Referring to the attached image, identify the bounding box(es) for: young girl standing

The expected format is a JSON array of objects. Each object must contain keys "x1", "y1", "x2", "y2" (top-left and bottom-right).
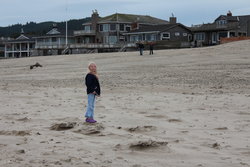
[{"x1": 85, "y1": 62, "x2": 101, "y2": 123}]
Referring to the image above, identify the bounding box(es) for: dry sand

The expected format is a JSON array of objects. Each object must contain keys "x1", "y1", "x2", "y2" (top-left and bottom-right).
[{"x1": 0, "y1": 40, "x2": 250, "y2": 167}]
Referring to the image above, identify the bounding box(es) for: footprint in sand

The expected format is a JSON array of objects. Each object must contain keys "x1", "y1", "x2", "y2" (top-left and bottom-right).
[
  {"x1": 146, "y1": 114, "x2": 167, "y2": 119},
  {"x1": 215, "y1": 127, "x2": 228, "y2": 130},
  {"x1": 126, "y1": 126, "x2": 157, "y2": 133},
  {"x1": 168, "y1": 119, "x2": 182, "y2": 123},
  {"x1": 16, "y1": 117, "x2": 31, "y2": 122},
  {"x1": 0, "y1": 130, "x2": 30, "y2": 136}
]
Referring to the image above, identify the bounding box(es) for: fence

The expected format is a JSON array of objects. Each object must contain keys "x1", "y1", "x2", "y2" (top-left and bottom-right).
[{"x1": 220, "y1": 37, "x2": 250, "y2": 44}]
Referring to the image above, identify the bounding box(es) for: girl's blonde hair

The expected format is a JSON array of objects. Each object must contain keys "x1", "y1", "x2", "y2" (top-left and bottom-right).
[{"x1": 87, "y1": 62, "x2": 97, "y2": 74}]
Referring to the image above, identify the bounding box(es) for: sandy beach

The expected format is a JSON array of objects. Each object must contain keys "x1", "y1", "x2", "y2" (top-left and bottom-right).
[{"x1": 0, "y1": 40, "x2": 250, "y2": 167}]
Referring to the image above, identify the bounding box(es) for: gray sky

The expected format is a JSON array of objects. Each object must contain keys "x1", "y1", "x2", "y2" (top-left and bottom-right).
[{"x1": 1, "y1": 0, "x2": 250, "y2": 27}]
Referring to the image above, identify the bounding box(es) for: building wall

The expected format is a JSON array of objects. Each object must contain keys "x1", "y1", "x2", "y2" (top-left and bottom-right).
[
  {"x1": 4, "y1": 42, "x2": 35, "y2": 58},
  {"x1": 95, "y1": 23, "x2": 131, "y2": 44},
  {"x1": 127, "y1": 26, "x2": 191, "y2": 43},
  {"x1": 247, "y1": 21, "x2": 250, "y2": 36},
  {"x1": 164, "y1": 26, "x2": 191, "y2": 41},
  {"x1": 36, "y1": 37, "x2": 74, "y2": 48}
]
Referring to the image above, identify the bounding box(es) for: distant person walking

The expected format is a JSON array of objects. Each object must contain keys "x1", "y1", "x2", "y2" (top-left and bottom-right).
[
  {"x1": 84, "y1": 62, "x2": 101, "y2": 123},
  {"x1": 138, "y1": 42, "x2": 144, "y2": 56},
  {"x1": 149, "y1": 42, "x2": 154, "y2": 55}
]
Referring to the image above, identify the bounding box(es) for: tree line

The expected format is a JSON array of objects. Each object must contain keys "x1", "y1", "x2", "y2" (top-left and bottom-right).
[{"x1": 0, "y1": 17, "x2": 91, "y2": 38}]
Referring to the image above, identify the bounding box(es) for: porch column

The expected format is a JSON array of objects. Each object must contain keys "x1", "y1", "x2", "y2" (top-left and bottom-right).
[
  {"x1": 19, "y1": 43, "x2": 22, "y2": 58},
  {"x1": 4, "y1": 44, "x2": 7, "y2": 58},
  {"x1": 28, "y1": 43, "x2": 30, "y2": 57},
  {"x1": 227, "y1": 31, "x2": 230, "y2": 38},
  {"x1": 12, "y1": 44, "x2": 14, "y2": 58}
]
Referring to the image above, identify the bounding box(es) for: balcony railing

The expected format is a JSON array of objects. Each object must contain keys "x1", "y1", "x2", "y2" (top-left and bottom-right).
[
  {"x1": 35, "y1": 44, "x2": 68, "y2": 49},
  {"x1": 69, "y1": 43, "x2": 136, "y2": 49},
  {"x1": 74, "y1": 30, "x2": 96, "y2": 36}
]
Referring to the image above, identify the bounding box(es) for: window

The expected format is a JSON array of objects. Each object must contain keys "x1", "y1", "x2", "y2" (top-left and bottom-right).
[
  {"x1": 126, "y1": 26, "x2": 131, "y2": 32},
  {"x1": 103, "y1": 24, "x2": 109, "y2": 32},
  {"x1": 99, "y1": 24, "x2": 103, "y2": 32},
  {"x1": 175, "y1": 32, "x2": 180, "y2": 36},
  {"x1": 183, "y1": 33, "x2": 187, "y2": 36},
  {"x1": 138, "y1": 35, "x2": 143, "y2": 41},
  {"x1": 99, "y1": 24, "x2": 110, "y2": 32},
  {"x1": 52, "y1": 37, "x2": 57, "y2": 42},
  {"x1": 194, "y1": 33, "x2": 205, "y2": 41},
  {"x1": 110, "y1": 24, "x2": 116, "y2": 31},
  {"x1": 85, "y1": 37, "x2": 90, "y2": 44},
  {"x1": 151, "y1": 34, "x2": 157, "y2": 41},
  {"x1": 130, "y1": 35, "x2": 139, "y2": 42},
  {"x1": 146, "y1": 34, "x2": 151, "y2": 41},
  {"x1": 145, "y1": 34, "x2": 157, "y2": 41},
  {"x1": 161, "y1": 32, "x2": 170, "y2": 40},
  {"x1": 109, "y1": 36, "x2": 117, "y2": 44},
  {"x1": 84, "y1": 25, "x2": 91, "y2": 31},
  {"x1": 120, "y1": 24, "x2": 125, "y2": 31},
  {"x1": 217, "y1": 20, "x2": 227, "y2": 25},
  {"x1": 218, "y1": 32, "x2": 227, "y2": 39}
]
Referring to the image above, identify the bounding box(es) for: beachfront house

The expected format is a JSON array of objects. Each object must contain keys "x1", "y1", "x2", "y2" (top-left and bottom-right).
[
  {"x1": 0, "y1": 37, "x2": 12, "y2": 58},
  {"x1": 191, "y1": 11, "x2": 250, "y2": 46},
  {"x1": 123, "y1": 16, "x2": 192, "y2": 49},
  {"x1": 72, "y1": 10, "x2": 169, "y2": 52},
  {"x1": 4, "y1": 29, "x2": 35, "y2": 58},
  {"x1": 33, "y1": 24, "x2": 75, "y2": 56}
]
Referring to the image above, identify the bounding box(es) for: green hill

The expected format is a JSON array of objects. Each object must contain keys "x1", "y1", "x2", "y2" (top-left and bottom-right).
[{"x1": 0, "y1": 17, "x2": 91, "y2": 38}]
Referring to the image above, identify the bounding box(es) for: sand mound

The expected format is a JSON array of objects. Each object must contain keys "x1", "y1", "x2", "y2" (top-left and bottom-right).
[
  {"x1": 74, "y1": 123, "x2": 105, "y2": 135},
  {"x1": 129, "y1": 139, "x2": 168, "y2": 150},
  {"x1": 50, "y1": 122, "x2": 76, "y2": 131}
]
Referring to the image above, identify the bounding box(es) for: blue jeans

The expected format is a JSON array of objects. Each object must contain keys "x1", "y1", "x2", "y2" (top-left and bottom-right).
[
  {"x1": 140, "y1": 48, "x2": 143, "y2": 55},
  {"x1": 85, "y1": 94, "x2": 96, "y2": 118}
]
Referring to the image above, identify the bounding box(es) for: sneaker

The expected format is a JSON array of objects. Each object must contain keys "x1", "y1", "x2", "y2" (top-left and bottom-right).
[{"x1": 86, "y1": 118, "x2": 97, "y2": 123}]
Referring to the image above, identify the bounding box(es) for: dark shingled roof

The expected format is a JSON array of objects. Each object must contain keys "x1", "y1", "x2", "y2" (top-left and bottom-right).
[
  {"x1": 192, "y1": 14, "x2": 250, "y2": 32},
  {"x1": 191, "y1": 22, "x2": 239, "y2": 32},
  {"x1": 215, "y1": 15, "x2": 239, "y2": 22},
  {"x1": 238, "y1": 15, "x2": 250, "y2": 31},
  {"x1": 126, "y1": 23, "x2": 190, "y2": 34},
  {"x1": 98, "y1": 13, "x2": 169, "y2": 24}
]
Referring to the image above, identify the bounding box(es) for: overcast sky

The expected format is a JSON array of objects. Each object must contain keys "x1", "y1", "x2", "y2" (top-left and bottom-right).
[{"x1": 1, "y1": 0, "x2": 250, "y2": 27}]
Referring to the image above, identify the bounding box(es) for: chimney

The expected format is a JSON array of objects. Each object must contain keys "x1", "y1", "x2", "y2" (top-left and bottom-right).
[
  {"x1": 91, "y1": 9, "x2": 99, "y2": 31},
  {"x1": 227, "y1": 10, "x2": 232, "y2": 16},
  {"x1": 169, "y1": 13, "x2": 177, "y2": 24},
  {"x1": 169, "y1": 17, "x2": 177, "y2": 24}
]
